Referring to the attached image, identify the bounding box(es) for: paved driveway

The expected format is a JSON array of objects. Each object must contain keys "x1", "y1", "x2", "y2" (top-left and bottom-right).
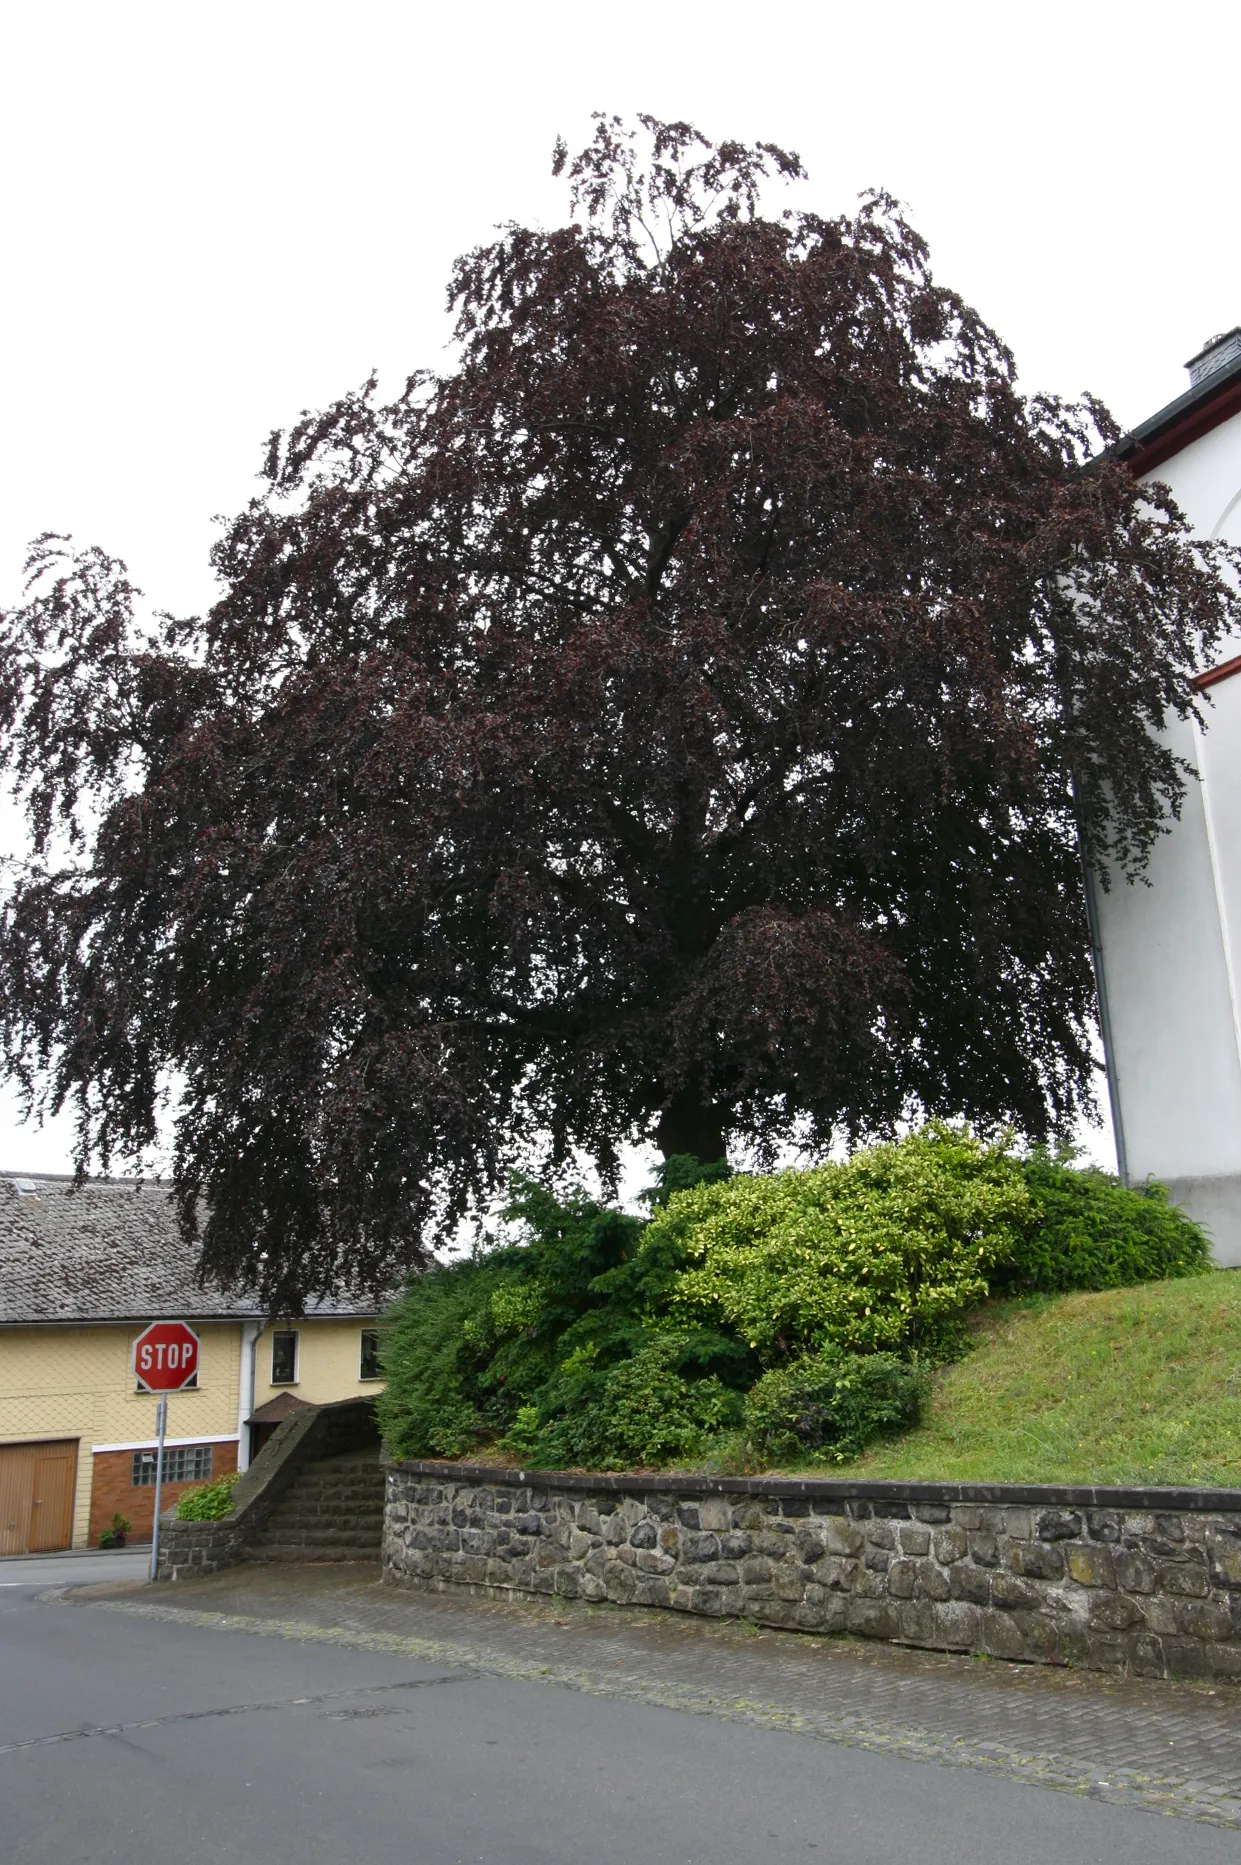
[{"x1": 3, "y1": 1561, "x2": 1240, "y2": 1862}]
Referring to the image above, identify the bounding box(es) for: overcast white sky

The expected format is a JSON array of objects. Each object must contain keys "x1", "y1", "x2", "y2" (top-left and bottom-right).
[{"x1": 3, "y1": 0, "x2": 1236, "y2": 1175}]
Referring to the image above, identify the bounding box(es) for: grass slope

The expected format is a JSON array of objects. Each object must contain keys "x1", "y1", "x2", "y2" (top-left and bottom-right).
[{"x1": 829, "y1": 1270, "x2": 1241, "y2": 1489}]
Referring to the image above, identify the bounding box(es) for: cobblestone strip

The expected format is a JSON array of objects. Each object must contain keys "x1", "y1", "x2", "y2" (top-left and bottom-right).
[{"x1": 62, "y1": 1593, "x2": 1241, "y2": 1830}]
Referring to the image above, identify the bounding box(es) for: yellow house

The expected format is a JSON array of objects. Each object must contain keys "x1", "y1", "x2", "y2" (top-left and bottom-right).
[{"x1": 0, "y1": 1174, "x2": 386, "y2": 1552}]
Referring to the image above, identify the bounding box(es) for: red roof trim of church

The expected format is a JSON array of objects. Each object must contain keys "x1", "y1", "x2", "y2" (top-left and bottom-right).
[
  {"x1": 1116, "y1": 364, "x2": 1241, "y2": 480},
  {"x1": 1194, "y1": 651, "x2": 1241, "y2": 693}
]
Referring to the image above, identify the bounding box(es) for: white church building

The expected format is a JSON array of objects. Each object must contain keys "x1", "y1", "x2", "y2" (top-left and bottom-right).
[{"x1": 1092, "y1": 328, "x2": 1241, "y2": 1263}]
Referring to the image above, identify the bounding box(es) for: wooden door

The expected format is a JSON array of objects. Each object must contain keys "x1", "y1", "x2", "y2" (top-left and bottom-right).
[
  {"x1": 0, "y1": 1445, "x2": 36, "y2": 1556},
  {"x1": 30, "y1": 1443, "x2": 77, "y2": 1551},
  {"x1": 0, "y1": 1441, "x2": 77, "y2": 1554}
]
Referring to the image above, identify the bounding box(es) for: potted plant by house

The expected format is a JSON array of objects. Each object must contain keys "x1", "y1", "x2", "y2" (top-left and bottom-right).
[{"x1": 99, "y1": 1513, "x2": 131, "y2": 1549}]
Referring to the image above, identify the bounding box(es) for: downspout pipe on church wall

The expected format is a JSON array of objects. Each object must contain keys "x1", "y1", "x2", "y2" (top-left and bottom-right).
[{"x1": 1080, "y1": 852, "x2": 1130, "y2": 1186}]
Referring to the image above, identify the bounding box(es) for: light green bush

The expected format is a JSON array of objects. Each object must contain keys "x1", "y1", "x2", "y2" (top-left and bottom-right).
[
  {"x1": 647, "y1": 1124, "x2": 1031, "y2": 1362},
  {"x1": 175, "y1": 1470, "x2": 241, "y2": 1520}
]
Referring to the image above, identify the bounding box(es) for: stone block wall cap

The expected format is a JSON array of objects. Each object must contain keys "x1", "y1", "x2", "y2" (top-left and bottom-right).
[{"x1": 387, "y1": 1457, "x2": 1241, "y2": 1513}]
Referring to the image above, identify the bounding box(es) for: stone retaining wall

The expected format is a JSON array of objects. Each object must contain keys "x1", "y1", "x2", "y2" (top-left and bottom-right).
[{"x1": 383, "y1": 1462, "x2": 1241, "y2": 1681}]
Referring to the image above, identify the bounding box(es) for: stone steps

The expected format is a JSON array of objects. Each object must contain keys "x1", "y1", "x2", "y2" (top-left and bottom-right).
[
  {"x1": 260, "y1": 1491, "x2": 383, "y2": 1508},
  {"x1": 255, "y1": 1508, "x2": 384, "y2": 1531},
  {"x1": 268, "y1": 1487, "x2": 383, "y2": 1505},
  {"x1": 249, "y1": 1449, "x2": 385, "y2": 1559},
  {"x1": 262, "y1": 1488, "x2": 384, "y2": 1504},
  {"x1": 248, "y1": 1541, "x2": 380, "y2": 1564},
  {"x1": 259, "y1": 1517, "x2": 383, "y2": 1532}
]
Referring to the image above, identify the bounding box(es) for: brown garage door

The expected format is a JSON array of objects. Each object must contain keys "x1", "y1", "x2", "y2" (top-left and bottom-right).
[{"x1": 0, "y1": 1441, "x2": 78, "y2": 1555}]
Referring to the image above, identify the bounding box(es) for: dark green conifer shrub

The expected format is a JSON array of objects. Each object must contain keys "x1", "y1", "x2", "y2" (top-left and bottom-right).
[
  {"x1": 504, "y1": 1331, "x2": 744, "y2": 1469},
  {"x1": 374, "y1": 1252, "x2": 520, "y2": 1460},
  {"x1": 376, "y1": 1161, "x2": 747, "y2": 1466},
  {"x1": 1005, "y1": 1153, "x2": 1210, "y2": 1292}
]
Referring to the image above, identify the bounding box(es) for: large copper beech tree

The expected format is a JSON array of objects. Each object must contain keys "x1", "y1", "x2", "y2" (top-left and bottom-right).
[{"x1": 2, "y1": 119, "x2": 1239, "y2": 1304}]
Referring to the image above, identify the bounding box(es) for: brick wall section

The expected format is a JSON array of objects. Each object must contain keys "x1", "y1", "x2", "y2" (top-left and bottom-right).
[
  {"x1": 89, "y1": 1442, "x2": 237, "y2": 1546},
  {"x1": 383, "y1": 1463, "x2": 1241, "y2": 1683}
]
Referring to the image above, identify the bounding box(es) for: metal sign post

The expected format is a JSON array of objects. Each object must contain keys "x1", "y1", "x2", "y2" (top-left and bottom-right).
[
  {"x1": 149, "y1": 1392, "x2": 168, "y2": 1583},
  {"x1": 131, "y1": 1320, "x2": 200, "y2": 1583}
]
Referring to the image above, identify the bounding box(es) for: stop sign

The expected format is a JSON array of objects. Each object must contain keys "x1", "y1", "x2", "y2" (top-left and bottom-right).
[{"x1": 133, "y1": 1320, "x2": 200, "y2": 1391}]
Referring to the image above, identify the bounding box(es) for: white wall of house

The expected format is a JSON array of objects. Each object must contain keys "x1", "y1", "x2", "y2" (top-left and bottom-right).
[{"x1": 1094, "y1": 386, "x2": 1241, "y2": 1262}]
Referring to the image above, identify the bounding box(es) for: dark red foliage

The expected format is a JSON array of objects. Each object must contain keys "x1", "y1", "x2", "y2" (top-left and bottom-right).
[{"x1": 2, "y1": 117, "x2": 1238, "y2": 1306}]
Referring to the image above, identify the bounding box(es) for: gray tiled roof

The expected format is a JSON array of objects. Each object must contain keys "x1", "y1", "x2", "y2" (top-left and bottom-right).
[{"x1": 0, "y1": 1174, "x2": 379, "y2": 1324}]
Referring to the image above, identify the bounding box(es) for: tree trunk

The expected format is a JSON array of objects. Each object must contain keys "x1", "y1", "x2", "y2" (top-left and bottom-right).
[{"x1": 655, "y1": 1088, "x2": 728, "y2": 1166}]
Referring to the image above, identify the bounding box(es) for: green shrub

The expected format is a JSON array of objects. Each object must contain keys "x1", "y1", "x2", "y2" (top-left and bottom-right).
[
  {"x1": 647, "y1": 1124, "x2": 1031, "y2": 1363},
  {"x1": 375, "y1": 1132, "x2": 1213, "y2": 1477},
  {"x1": 1007, "y1": 1154, "x2": 1211, "y2": 1292},
  {"x1": 378, "y1": 1165, "x2": 748, "y2": 1467},
  {"x1": 375, "y1": 1251, "x2": 528, "y2": 1459},
  {"x1": 744, "y1": 1348, "x2": 926, "y2": 1464},
  {"x1": 509, "y1": 1330, "x2": 745, "y2": 1469},
  {"x1": 601, "y1": 1336, "x2": 739, "y2": 1465},
  {"x1": 175, "y1": 1471, "x2": 241, "y2": 1521}
]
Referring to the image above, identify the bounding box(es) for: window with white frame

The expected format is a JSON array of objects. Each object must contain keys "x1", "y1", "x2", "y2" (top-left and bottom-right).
[
  {"x1": 271, "y1": 1329, "x2": 299, "y2": 1384},
  {"x1": 359, "y1": 1329, "x2": 385, "y2": 1381}
]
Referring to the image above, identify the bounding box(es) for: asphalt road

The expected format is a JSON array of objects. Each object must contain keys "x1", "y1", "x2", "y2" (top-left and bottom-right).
[
  {"x1": 2, "y1": 1561, "x2": 1238, "y2": 1864},
  {"x1": 0, "y1": 1549, "x2": 151, "y2": 1588}
]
